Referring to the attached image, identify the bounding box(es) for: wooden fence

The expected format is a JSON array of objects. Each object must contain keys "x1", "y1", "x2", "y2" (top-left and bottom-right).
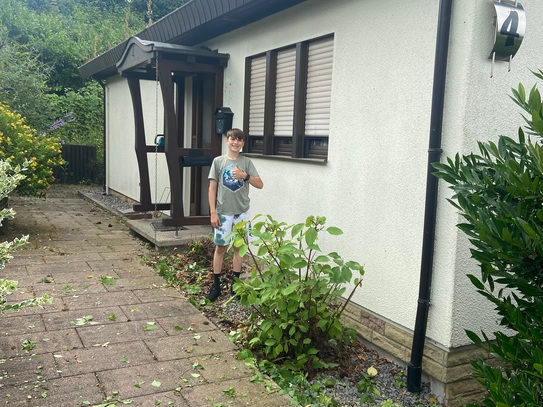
[{"x1": 54, "y1": 144, "x2": 97, "y2": 184}]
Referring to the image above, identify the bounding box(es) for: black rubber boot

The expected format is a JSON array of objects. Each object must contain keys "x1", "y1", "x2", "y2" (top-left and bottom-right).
[
  {"x1": 206, "y1": 273, "x2": 221, "y2": 302},
  {"x1": 231, "y1": 272, "x2": 241, "y2": 298}
]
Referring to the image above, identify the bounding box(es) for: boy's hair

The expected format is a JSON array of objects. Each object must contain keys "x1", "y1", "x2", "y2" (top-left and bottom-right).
[{"x1": 226, "y1": 128, "x2": 245, "y2": 141}]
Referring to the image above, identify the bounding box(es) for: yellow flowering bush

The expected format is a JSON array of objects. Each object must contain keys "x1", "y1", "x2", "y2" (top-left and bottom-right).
[{"x1": 0, "y1": 103, "x2": 65, "y2": 196}]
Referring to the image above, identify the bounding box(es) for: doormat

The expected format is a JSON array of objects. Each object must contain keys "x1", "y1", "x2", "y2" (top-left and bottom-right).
[{"x1": 151, "y1": 221, "x2": 187, "y2": 232}]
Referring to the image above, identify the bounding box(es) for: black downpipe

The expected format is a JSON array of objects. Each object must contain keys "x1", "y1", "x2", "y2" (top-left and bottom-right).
[
  {"x1": 407, "y1": 0, "x2": 453, "y2": 393},
  {"x1": 98, "y1": 80, "x2": 107, "y2": 192}
]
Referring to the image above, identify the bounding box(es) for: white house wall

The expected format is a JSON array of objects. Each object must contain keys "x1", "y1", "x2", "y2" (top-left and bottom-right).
[
  {"x1": 204, "y1": 0, "x2": 540, "y2": 350},
  {"x1": 205, "y1": 0, "x2": 446, "y2": 343},
  {"x1": 103, "y1": 0, "x2": 541, "y2": 351},
  {"x1": 105, "y1": 75, "x2": 169, "y2": 206},
  {"x1": 442, "y1": 0, "x2": 541, "y2": 347}
]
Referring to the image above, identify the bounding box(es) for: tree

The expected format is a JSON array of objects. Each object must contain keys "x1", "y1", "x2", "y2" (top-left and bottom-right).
[
  {"x1": 0, "y1": 38, "x2": 52, "y2": 131},
  {"x1": 0, "y1": 0, "x2": 188, "y2": 185},
  {"x1": 128, "y1": 0, "x2": 190, "y2": 24},
  {"x1": 433, "y1": 71, "x2": 543, "y2": 407},
  {"x1": 0, "y1": 160, "x2": 52, "y2": 313},
  {"x1": 0, "y1": 0, "x2": 144, "y2": 171}
]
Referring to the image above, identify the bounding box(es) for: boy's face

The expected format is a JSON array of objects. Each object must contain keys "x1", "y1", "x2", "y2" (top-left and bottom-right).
[{"x1": 226, "y1": 136, "x2": 244, "y2": 152}]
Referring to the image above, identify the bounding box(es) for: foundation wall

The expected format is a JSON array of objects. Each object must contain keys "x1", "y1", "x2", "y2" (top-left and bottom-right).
[{"x1": 342, "y1": 303, "x2": 489, "y2": 406}]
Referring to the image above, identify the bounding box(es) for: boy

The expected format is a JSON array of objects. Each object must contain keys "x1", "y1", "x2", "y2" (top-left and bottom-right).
[{"x1": 207, "y1": 128, "x2": 264, "y2": 301}]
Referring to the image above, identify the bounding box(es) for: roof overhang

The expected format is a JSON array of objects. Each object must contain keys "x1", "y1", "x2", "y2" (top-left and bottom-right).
[
  {"x1": 79, "y1": 0, "x2": 307, "y2": 80},
  {"x1": 116, "y1": 37, "x2": 229, "y2": 80}
]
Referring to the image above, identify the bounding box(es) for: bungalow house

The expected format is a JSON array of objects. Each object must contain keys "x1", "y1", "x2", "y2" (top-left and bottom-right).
[{"x1": 79, "y1": 0, "x2": 539, "y2": 405}]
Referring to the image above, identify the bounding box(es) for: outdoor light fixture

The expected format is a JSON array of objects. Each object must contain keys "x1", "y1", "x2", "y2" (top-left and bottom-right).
[{"x1": 489, "y1": 0, "x2": 526, "y2": 77}]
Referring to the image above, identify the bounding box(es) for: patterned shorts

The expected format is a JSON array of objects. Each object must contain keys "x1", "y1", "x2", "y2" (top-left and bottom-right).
[{"x1": 213, "y1": 210, "x2": 251, "y2": 246}]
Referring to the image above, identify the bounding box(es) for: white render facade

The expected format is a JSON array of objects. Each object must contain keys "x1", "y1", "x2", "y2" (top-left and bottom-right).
[{"x1": 87, "y1": 0, "x2": 541, "y2": 404}]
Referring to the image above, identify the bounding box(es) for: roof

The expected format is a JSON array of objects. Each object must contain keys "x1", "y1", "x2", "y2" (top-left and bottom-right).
[
  {"x1": 79, "y1": 0, "x2": 308, "y2": 79},
  {"x1": 115, "y1": 37, "x2": 230, "y2": 78}
]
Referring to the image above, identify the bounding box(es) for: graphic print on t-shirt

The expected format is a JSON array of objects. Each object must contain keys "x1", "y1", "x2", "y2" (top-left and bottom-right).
[{"x1": 222, "y1": 164, "x2": 243, "y2": 192}]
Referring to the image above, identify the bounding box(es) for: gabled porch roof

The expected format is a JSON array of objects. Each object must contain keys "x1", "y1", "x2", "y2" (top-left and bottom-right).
[
  {"x1": 116, "y1": 37, "x2": 230, "y2": 80},
  {"x1": 79, "y1": 0, "x2": 307, "y2": 79}
]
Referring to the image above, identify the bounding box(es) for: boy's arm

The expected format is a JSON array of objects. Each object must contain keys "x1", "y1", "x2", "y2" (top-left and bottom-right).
[
  {"x1": 208, "y1": 179, "x2": 220, "y2": 227},
  {"x1": 244, "y1": 161, "x2": 263, "y2": 189},
  {"x1": 246, "y1": 175, "x2": 263, "y2": 189}
]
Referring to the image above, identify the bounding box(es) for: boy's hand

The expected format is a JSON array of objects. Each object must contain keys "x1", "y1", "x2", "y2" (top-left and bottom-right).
[
  {"x1": 210, "y1": 213, "x2": 221, "y2": 228},
  {"x1": 232, "y1": 164, "x2": 246, "y2": 180}
]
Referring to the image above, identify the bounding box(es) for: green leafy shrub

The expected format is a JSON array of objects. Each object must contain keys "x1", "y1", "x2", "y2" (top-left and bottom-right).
[
  {"x1": 0, "y1": 38, "x2": 52, "y2": 131},
  {"x1": 432, "y1": 71, "x2": 543, "y2": 406},
  {"x1": 243, "y1": 356, "x2": 339, "y2": 406},
  {"x1": 44, "y1": 82, "x2": 105, "y2": 182},
  {"x1": 0, "y1": 102, "x2": 65, "y2": 196},
  {"x1": 231, "y1": 215, "x2": 365, "y2": 372},
  {"x1": 0, "y1": 159, "x2": 51, "y2": 313}
]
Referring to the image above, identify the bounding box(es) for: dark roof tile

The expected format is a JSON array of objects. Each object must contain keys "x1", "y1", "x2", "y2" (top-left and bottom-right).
[{"x1": 79, "y1": 0, "x2": 307, "y2": 79}]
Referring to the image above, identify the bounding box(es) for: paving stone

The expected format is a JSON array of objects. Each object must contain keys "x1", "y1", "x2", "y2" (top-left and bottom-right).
[
  {"x1": 0, "y1": 288, "x2": 35, "y2": 303},
  {"x1": 155, "y1": 314, "x2": 219, "y2": 336},
  {"x1": 21, "y1": 373, "x2": 104, "y2": 407},
  {"x1": 55, "y1": 341, "x2": 155, "y2": 377},
  {"x1": 1, "y1": 264, "x2": 28, "y2": 279},
  {"x1": 3, "y1": 256, "x2": 46, "y2": 267},
  {"x1": 62, "y1": 290, "x2": 139, "y2": 311},
  {"x1": 131, "y1": 287, "x2": 185, "y2": 302},
  {"x1": 180, "y1": 377, "x2": 289, "y2": 407},
  {"x1": 118, "y1": 300, "x2": 199, "y2": 321},
  {"x1": 122, "y1": 391, "x2": 190, "y2": 406},
  {"x1": 189, "y1": 353, "x2": 254, "y2": 382},
  {"x1": 42, "y1": 306, "x2": 129, "y2": 331},
  {"x1": 110, "y1": 267, "x2": 160, "y2": 279},
  {"x1": 33, "y1": 281, "x2": 108, "y2": 298},
  {"x1": 87, "y1": 237, "x2": 143, "y2": 247},
  {"x1": 99, "y1": 250, "x2": 145, "y2": 260},
  {"x1": 107, "y1": 243, "x2": 151, "y2": 253},
  {"x1": 26, "y1": 262, "x2": 92, "y2": 275},
  {"x1": 96, "y1": 359, "x2": 199, "y2": 400},
  {"x1": 0, "y1": 329, "x2": 83, "y2": 359},
  {"x1": 1, "y1": 314, "x2": 46, "y2": 334},
  {"x1": 3, "y1": 274, "x2": 56, "y2": 289},
  {"x1": 0, "y1": 353, "x2": 60, "y2": 387},
  {"x1": 53, "y1": 270, "x2": 122, "y2": 286},
  {"x1": 77, "y1": 320, "x2": 168, "y2": 347},
  {"x1": 4, "y1": 296, "x2": 65, "y2": 316},
  {"x1": 144, "y1": 330, "x2": 237, "y2": 361},
  {"x1": 42, "y1": 252, "x2": 105, "y2": 264}
]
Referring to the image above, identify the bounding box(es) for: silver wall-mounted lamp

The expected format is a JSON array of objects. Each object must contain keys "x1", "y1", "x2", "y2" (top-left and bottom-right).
[{"x1": 489, "y1": 0, "x2": 526, "y2": 77}]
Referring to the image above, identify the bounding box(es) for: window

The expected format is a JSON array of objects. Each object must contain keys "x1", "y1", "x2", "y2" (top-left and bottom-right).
[{"x1": 244, "y1": 35, "x2": 333, "y2": 160}]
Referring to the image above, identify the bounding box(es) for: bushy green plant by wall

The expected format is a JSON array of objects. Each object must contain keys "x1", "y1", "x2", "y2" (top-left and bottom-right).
[
  {"x1": 230, "y1": 215, "x2": 364, "y2": 372},
  {"x1": 0, "y1": 160, "x2": 51, "y2": 313},
  {"x1": 0, "y1": 102, "x2": 65, "y2": 196},
  {"x1": 432, "y1": 71, "x2": 543, "y2": 407}
]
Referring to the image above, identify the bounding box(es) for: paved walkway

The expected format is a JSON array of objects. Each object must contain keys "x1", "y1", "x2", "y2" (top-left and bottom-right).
[{"x1": 0, "y1": 187, "x2": 290, "y2": 406}]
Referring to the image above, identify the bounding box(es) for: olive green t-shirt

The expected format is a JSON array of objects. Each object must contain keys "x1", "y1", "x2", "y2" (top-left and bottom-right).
[{"x1": 208, "y1": 155, "x2": 259, "y2": 215}]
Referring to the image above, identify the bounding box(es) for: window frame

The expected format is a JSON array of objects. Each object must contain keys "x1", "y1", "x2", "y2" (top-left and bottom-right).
[{"x1": 243, "y1": 34, "x2": 333, "y2": 161}]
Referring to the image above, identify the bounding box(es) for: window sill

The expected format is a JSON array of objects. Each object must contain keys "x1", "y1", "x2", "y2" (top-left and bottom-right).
[{"x1": 243, "y1": 153, "x2": 328, "y2": 165}]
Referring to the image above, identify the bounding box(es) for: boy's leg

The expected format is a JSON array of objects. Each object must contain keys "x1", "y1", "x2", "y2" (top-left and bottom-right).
[
  {"x1": 231, "y1": 246, "x2": 242, "y2": 295},
  {"x1": 206, "y1": 244, "x2": 227, "y2": 302},
  {"x1": 206, "y1": 214, "x2": 233, "y2": 302},
  {"x1": 230, "y1": 211, "x2": 251, "y2": 295},
  {"x1": 232, "y1": 246, "x2": 242, "y2": 273},
  {"x1": 214, "y1": 244, "x2": 228, "y2": 275}
]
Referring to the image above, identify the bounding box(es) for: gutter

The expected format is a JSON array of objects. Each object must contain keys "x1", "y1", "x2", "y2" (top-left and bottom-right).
[{"x1": 407, "y1": 0, "x2": 453, "y2": 393}]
